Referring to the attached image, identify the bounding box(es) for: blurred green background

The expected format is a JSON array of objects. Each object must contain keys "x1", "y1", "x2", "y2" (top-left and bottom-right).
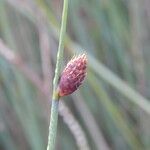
[{"x1": 0, "y1": 0, "x2": 150, "y2": 150}]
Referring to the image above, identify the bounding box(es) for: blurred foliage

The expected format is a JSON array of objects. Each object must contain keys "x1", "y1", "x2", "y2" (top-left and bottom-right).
[{"x1": 0, "y1": 0, "x2": 150, "y2": 150}]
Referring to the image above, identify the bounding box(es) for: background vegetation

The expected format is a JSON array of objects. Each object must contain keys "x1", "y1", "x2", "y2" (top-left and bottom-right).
[{"x1": 0, "y1": 0, "x2": 150, "y2": 150}]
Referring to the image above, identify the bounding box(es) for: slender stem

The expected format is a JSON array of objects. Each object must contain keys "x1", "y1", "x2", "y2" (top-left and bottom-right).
[
  {"x1": 47, "y1": 100, "x2": 59, "y2": 150},
  {"x1": 53, "y1": 0, "x2": 69, "y2": 92},
  {"x1": 46, "y1": 0, "x2": 68, "y2": 150}
]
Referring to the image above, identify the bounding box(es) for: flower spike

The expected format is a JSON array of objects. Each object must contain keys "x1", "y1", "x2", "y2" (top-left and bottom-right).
[{"x1": 58, "y1": 53, "x2": 87, "y2": 97}]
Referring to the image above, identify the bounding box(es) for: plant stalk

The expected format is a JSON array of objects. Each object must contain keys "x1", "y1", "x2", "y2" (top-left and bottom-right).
[
  {"x1": 46, "y1": 0, "x2": 68, "y2": 150},
  {"x1": 47, "y1": 100, "x2": 59, "y2": 150}
]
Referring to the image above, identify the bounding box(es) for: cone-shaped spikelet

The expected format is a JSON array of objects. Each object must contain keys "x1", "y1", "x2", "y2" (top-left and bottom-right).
[{"x1": 58, "y1": 54, "x2": 87, "y2": 97}]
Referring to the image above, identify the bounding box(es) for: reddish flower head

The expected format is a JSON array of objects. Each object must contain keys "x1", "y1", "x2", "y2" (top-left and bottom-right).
[{"x1": 58, "y1": 54, "x2": 87, "y2": 97}]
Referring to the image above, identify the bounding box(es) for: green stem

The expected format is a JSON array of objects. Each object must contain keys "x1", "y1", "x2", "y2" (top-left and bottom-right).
[
  {"x1": 46, "y1": 0, "x2": 68, "y2": 150},
  {"x1": 53, "y1": 0, "x2": 69, "y2": 92},
  {"x1": 47, "y1": 100, "x2": 59, "y2": 150}
]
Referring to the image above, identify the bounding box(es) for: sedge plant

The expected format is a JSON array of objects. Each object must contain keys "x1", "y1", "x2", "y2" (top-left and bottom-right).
[
  {"x1": 46, "y1": 0, "x2": 87, "y2": 150},
  {"x1": 46, "y1": 0, "x2": 68, "y2": 149}
]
